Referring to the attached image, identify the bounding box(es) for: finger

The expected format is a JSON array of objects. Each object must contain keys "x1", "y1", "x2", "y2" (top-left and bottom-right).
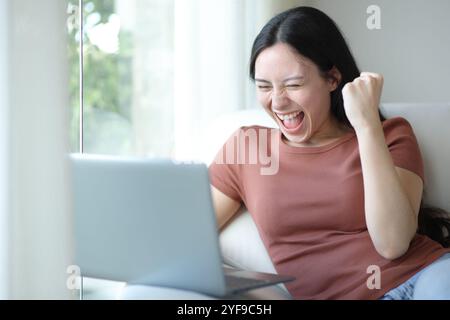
[
  {"x1": 360, "y1": 71, "x2": 377, "y2": 76},
  {"x1": 360, "y1": 72, "x2": 382, "y2": 80}
]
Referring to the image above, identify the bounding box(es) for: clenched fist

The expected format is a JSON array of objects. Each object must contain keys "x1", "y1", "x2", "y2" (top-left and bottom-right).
[{"x1": 342, "y1": 72, "x2": 384, "y2": 132}]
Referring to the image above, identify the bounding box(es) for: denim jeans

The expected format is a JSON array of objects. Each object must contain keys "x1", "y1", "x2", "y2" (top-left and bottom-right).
[{"x1": 379, "y1": 252, "x2": 450, "y2": 300}]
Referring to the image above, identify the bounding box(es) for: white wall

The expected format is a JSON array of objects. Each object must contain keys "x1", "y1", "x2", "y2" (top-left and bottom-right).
[
  {"x1": 306, "y1": 0, "x2": 450, "y2": 103},
  {"x1": 0, "y1": 0, "x2": 74, "y2": 299}
]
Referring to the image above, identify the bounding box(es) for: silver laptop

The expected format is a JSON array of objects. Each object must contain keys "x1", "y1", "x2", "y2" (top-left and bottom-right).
[{"x1": 70, "y1": 154, "x2": 295, "y2": 297}]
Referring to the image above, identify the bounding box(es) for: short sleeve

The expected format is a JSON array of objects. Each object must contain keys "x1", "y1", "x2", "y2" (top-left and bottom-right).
[
  {"x1": 383, "y1": 117, "x2": 425, "y2": 183},
  {"x1": 207, "y1": 128, "x2": 244, "y2": 203}
]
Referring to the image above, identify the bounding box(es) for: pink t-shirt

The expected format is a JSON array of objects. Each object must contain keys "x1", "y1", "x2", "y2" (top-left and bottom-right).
[{"x1": 208, "y1": 117, "x2": 450, "y2": 299}]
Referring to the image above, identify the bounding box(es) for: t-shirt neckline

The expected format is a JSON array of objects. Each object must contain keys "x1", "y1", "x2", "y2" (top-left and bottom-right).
[{"x1": 278, "y1": 128, "x2": 356, "y2": 154}]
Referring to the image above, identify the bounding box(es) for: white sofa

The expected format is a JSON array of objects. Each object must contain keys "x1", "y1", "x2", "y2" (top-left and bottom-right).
[{"x1": 86, "y1": 103, "x2": 450, "y2": 300}]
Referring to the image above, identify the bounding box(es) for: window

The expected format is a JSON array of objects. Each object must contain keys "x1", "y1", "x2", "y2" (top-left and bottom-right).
[
  {"x1": 67, "y1": 0, "x2": 174, "y2": 156},
  {"x1": 67, "y1": 0, "x2": 272, "y2": 163}
]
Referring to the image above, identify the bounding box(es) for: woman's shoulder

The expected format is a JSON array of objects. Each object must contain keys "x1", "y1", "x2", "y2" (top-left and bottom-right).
[
  {"x1": 382, "y1": 116, "x2": 415, "y2": 136},
  {"x1": 381, "y1": 116, "x2": 421, "y2": 150}
]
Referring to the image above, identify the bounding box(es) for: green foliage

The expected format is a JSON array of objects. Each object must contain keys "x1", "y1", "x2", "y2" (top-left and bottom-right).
[
  {"x1": 87, "y1": 0, "x2": 115, "y2": 23},
  {"x1": 67, "y1": 0, "x2": 133, "y2": 152}
]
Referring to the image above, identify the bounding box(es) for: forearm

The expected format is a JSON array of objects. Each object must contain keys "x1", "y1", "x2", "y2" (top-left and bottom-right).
[{"x1": 356, "y1": 124, "x2": 417, "y2": 259}]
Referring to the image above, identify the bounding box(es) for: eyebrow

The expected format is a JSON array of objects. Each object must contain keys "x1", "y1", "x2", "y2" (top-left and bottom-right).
[{"x1": 255, "y1": 76, "x2": 305, "y2": 83}]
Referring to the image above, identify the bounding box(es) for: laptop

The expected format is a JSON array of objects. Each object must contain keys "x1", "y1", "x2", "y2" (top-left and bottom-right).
[{"x1": 70, "y1": 154, "x2": 295, "y2": 297}]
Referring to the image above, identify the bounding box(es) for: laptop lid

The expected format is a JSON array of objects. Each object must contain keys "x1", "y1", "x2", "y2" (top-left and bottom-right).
[{"x1": 70, "y1": 154, "x2": 228, "y2": 296}]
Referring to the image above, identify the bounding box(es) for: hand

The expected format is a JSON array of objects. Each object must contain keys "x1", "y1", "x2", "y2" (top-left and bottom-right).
[{"x1": 341, "y1": 72, "x2": 384, "y2": 132}]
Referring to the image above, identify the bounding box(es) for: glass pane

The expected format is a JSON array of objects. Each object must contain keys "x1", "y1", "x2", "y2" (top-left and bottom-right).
[
  {"x1": 81, "y1": 0, "x2": 174, "y2": 156},
  {"x1": 67, "y1": 0, "x2": 80, "y2": 153}
]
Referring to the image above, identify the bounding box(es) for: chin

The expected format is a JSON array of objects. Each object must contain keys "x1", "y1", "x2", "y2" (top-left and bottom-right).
[
  {"x1": 286, "y1": 133, "x2": 308, "y2": 144},
  {"x1": 279, "y1": 127, "x2": 307, "y2": 143}
]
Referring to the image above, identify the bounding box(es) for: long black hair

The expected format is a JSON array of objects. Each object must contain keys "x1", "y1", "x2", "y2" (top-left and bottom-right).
[{"x1": 249, "y1": 6, "x2": 450, "y2": 248}]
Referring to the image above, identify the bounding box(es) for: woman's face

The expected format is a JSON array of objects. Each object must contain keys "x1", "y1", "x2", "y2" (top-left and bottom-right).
[{"x1": 254, "y1": 42, "x2": 342, "y2": 146}]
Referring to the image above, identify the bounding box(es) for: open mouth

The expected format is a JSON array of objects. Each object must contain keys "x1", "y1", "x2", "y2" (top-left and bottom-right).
[{"x1": 275, "y1": 110, "x2": 305, "y2": 132}]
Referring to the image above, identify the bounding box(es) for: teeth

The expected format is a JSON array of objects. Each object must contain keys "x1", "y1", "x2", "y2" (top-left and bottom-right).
[{"x1": 275, "y1": 111, "x2": 302, "y2": 121}]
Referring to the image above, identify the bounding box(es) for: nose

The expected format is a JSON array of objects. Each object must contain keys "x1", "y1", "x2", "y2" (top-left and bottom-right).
[{"x1": 271, "y1": 87, "x2": 289, "y2": 109}]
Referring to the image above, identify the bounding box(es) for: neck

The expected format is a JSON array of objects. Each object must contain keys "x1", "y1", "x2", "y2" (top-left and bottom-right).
[{"x1": 283, "y1": 118, "x2": 353, "y2": 147}]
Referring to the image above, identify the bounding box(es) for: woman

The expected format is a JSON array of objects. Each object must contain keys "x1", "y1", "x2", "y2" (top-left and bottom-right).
[{"x1": 208, "y1": 6, "x2": 450, "y2": 300}]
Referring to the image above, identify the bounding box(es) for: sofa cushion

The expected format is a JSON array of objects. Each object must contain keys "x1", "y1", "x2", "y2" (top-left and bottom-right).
[
  {"x1": 219, "y1": 207, "x2": 275, "y2": 273},
  {"x1": 219, "y1": 206, "x2": 292, "y2": 298}
]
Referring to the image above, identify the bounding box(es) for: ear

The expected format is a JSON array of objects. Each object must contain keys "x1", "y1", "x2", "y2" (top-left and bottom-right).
[{"x1": 327, "y1": 66, "x2": 342, "y2": 92}]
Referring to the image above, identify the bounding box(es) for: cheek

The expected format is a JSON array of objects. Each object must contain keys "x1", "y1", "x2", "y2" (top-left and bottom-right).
[
  {"x1": 289, "y1": 90, "x2": 314, "y2": 110},
  {"x1": 257, "y1": 92, "x2": 271, "y2": 109},
  {"x1": 291, "y1": 89, "x2": 328, "y2": 113}
]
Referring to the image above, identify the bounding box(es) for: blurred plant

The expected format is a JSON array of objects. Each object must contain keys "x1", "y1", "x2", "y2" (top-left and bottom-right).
[{"x1": 66, "y1": 0, "x2": 133, "y2": 152}]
